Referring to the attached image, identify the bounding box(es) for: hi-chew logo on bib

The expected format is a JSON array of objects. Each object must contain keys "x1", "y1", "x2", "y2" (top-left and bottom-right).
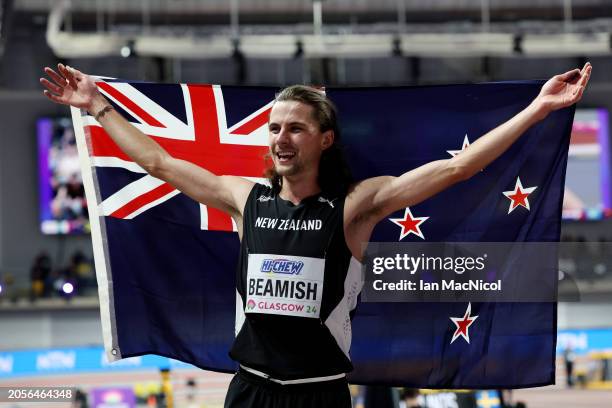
[
  {"x1": 261, "y1": 259, "x2": 304, "y2": 275},
  {"x1": 246, "y1": 253, "x2": 324, "y2": 318}
]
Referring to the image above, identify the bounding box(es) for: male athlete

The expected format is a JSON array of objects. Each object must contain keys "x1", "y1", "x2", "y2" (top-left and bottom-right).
[{"x1": 41, "y1": 62, "x2": 591, "y2": 407}]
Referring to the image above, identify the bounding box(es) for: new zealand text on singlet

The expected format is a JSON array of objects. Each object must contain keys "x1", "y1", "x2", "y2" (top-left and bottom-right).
[{"x1": 254, "y1": 217, "x2": 323, "y2": 231}]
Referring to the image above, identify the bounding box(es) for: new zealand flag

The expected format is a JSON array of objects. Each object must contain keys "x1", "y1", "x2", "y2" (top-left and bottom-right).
[{"x1": 72, "y1": 79, "x2": 573, "y2": 388}]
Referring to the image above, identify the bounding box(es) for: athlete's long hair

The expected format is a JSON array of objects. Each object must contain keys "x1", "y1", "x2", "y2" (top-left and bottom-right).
[{"x1": 264, "y1": 85, "x2": 353, "y2": 197}]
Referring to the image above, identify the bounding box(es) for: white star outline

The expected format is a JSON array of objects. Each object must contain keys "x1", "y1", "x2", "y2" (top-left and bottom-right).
[
  {"x1": 450, "y1": 302, "x2": 479, "y2": 344},
  {"x1": 447, "y1": 134, "x2": 471, "y2": 157},
  {"x1": 502, "y1": 176, "x2": 538, "y2": 214},
  {"x1": 388, "y1": 207, "x2": 429, "y2": 240}
]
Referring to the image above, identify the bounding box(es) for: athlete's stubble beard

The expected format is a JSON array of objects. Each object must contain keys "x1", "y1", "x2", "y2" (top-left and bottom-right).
[
  {"x1": 270, "y1": 143, "x2": 313, "y2": 178},
  {"x1": 273, "y1": 155, "x2": 305, "y2": 177}
]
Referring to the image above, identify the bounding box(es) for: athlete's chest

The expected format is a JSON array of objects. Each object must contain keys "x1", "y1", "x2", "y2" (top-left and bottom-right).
[
  {"x1": 241, "y1": 192, "x2": 350, "y2": 319},
  {"x1": 247, "y1": 196, "x2": 340, "y2": 254}
]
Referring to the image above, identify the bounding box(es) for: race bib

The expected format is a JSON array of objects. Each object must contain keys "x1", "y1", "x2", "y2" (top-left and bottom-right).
[{"x1": 245, "y1": 253, "x2": 325, "y2": 318}]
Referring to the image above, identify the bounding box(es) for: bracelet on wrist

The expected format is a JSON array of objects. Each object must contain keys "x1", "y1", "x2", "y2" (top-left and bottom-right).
[{"x1": 94, "y1": 105, "x2": 114, "y2": 121}]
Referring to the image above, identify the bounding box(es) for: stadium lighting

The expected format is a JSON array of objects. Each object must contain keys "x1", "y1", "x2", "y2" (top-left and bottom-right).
[
  {"x1": 120, "y1": 45, "x2": 131, "y2": 58},
  {"x1": 45, "y1": 0, "x2": 611, "y2": 59},
  {"x1": 62, "y1": 282, "x2": 74, "y2": 295},
  {"x1": 47, "y1": 0, "x2": 125, "y2": 58},
  {"x1": 523, "y1": 32, "x2": 609, "y2": 56},
  {"x1": 120, "y1": 40, "x2": 135, "y2": 58}
]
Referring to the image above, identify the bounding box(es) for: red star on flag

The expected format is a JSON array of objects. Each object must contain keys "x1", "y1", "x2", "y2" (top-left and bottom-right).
[
  {"x1": 447, "y1": 134, "x2": 471, "y2": 157},
  {"x1": 389, "y1": 207, "x2": 429, "y2": 240},
  {"x1": 450, "y1": 302, "x2": 478, "y2": 344},
  {"x1": 502, "y1": 177, "x2": 537, "y2": 214}
]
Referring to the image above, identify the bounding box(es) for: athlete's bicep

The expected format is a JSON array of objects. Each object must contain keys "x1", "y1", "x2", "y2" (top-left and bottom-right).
[
  {"x1": 373, "y1": 160, "x2": 462, "y2": 216},
  {"x1": 346, "y1": 160, "x2": 461, "y2": 225},
  {"x1": 344, "y1": 176, "x2": 393, "y2": 226},
  {"x1": 343, "y1": 177, "x2": 392, "y2": 259},
  {"x1": 344, "y1": 162, "x2": 460, "y2": 258}
]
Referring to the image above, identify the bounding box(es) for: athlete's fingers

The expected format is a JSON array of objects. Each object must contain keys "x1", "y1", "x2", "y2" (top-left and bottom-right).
[
  {"x1": 568, "y1": 64, "x2": 591, "y2": 103},
  {"x1": 578, "y1": 64, "x2": 592, "y2": 87},
  {"x1": 580, "y1": 61, "x2": 591, "y2": 76},
  {"x1": 567, "y1": 62, "x2": 591, "y2": 85},
  {"x1": 64, "y1": 66, "x2": 79, "y2": 89},
  {"x1": 58, "y1": 63, "x2": 78, "y2": 89},
  {"x1": 44, "y1": 67, "x2": 68, "y2": 88},
  {"x1": 43, "y1": 90, "x2": 66, "y2": 105},
  {"x1": 573, "y1": 84, "x2": 585, "y2": 102},
  {"x1": 557, "y1": 68, "x2": 580, "y2": 83},
  {"x1": 68, "y1": 66, "x2": 85, "y2": 81},
  {"x1": 39, "y1": 78, "x2": 62, "y2": 95}
]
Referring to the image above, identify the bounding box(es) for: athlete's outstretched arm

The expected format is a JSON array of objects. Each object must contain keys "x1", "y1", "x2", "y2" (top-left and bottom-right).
[
  {"x1": 344, "y1": 63, "x2": 591, "y2": 254},
  {"x1": 40, "y1": 64, "x2": 253, "y2": 219}
]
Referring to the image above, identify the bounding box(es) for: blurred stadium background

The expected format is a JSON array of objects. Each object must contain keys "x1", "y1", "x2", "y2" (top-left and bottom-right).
[{"x1": 1, "y1": 0, "x2": 612, "y2": 407}]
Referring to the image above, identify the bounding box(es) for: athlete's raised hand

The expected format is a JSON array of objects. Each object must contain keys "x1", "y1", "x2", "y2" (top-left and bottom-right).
[
  {"x1": 534, "y1": 62, "x2": 592, "y2": 118},
  {"x1": 40, "y1": 63, "x2": 99, "y2": 110},
  {"x1": 40, "y1": 63, "x2": 253, "y2": 231}
]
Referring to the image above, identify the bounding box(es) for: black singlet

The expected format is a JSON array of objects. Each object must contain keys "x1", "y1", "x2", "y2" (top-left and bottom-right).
[{"x1": 229, "y1": 183, "x2": 363, "y2": 381}]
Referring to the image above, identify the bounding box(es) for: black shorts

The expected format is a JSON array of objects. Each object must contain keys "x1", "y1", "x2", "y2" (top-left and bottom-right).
[{"x1": 223, "y1": 369, "x2": 352, "y2": 408}]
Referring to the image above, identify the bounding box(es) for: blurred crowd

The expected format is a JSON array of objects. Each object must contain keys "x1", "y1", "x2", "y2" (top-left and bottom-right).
[
  {"x1": 559, "y1": 235, "x2": 612, "y2": 281},
  {"x1": 0, "y1": 249, "x2": 96, "y2": 302},
  {"x1": 49, "y1": 124, "x2": 85, "y2": 222}
]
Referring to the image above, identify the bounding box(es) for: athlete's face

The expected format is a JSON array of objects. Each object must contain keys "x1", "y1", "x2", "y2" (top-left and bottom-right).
[{"x1": 268, "y1": 100, "x2": 333, "y2": 178}]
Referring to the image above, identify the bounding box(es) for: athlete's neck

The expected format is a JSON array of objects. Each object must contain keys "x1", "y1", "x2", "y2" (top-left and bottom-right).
[{"x1": 279, "y1": 174, "x2": 320, "y2": 206}]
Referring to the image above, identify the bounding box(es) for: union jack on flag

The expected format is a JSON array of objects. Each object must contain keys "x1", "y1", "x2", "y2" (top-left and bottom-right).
[
  {"x1": 82, "y1": 81, "x2": 274, "y2": 230},
  {"x1": 73, "y1": 80, "x2": 573, "y2": 388}
]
